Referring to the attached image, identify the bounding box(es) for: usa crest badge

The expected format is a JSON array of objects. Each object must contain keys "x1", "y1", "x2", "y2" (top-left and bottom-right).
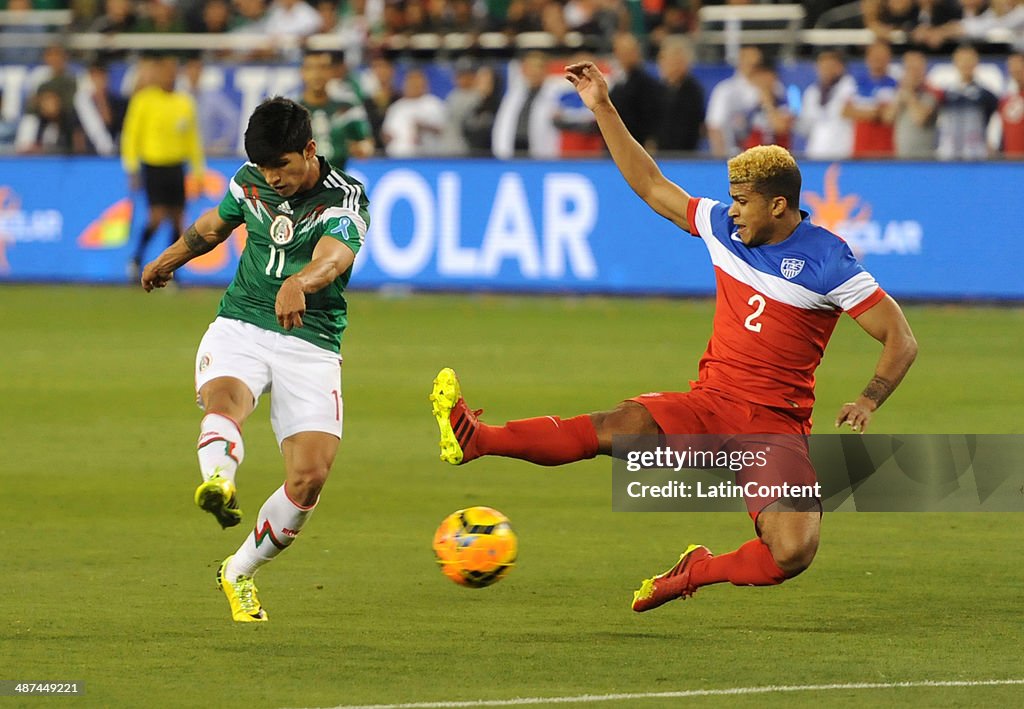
[{"x1": 780, "y1": 258, "x2": 805, "y2": 280}]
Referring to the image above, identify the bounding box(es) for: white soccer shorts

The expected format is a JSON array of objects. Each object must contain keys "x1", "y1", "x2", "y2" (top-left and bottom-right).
[{"x1": 194, "y1": 317, "x2": 343, "y2": 446}]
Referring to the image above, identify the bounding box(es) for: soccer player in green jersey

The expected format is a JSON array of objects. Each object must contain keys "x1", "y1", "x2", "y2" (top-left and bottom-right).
[
  {"x1": 140, "y1": 97, "x2": 370, "y2": 622},
  {"x1": 299, "y1": 50, "x2": 374, "y2": 170}
]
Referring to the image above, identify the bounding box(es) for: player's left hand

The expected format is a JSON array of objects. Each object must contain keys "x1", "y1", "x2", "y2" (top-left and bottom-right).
[
  {"x1": 276, "y1": 278, "x2": 306, "y2": 330},
  {"x1": 835, "y1": 398, "x2": 876, "y2": 433},
  {"x1": 564, "y1": 62, "x2": 610, "y2": 111}
]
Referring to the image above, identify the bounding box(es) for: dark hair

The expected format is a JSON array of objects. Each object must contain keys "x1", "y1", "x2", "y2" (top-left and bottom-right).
[
  {"x1": 244, "y1": 96, "x2": 312, "y2": 166},
  {"x1": 756, "y1": 169, "x2": 801, "y2": 210}
]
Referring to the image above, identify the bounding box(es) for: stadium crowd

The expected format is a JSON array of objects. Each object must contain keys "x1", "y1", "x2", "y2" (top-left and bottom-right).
[{"x1": 0, "y1": 0, "x2": 1022, "y2": 159}]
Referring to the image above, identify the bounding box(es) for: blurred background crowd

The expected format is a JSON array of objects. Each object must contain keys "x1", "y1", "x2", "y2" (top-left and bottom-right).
[{"x1": 0, "y1": 0, "x2": 1022, "y2": 160}]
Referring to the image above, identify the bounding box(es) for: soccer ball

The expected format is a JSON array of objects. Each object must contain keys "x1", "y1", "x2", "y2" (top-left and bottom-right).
[{"x1": 432, "y1": 506, "x2": 518, "y2": 588}]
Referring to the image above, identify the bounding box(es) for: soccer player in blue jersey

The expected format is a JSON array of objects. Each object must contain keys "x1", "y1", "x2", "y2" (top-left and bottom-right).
[
  {"x1": 432, "y1": 62, "x2": 918, "y2": 612},
  {"x1": 141, "y1": 98, "x2": 369, "y2": 622}
]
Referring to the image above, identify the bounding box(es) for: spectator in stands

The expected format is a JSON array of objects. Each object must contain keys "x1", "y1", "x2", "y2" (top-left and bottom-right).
[
  {"x1": 299, "y1": 50, "x2": 373, "y2": 167},
  {"x1": 15, "y1": 87, "x2": 85, "y2": 155},
  {"x1": 500, "y1": 0, "x2": 546, "y2": 34},
  {"x1": 325, "y1": 50, "x2": 366, "y2": 106},
  {"x1": 706, "y1": 44, "x2": 763, "y2": 157},
  {"x1": 907, "y1": 0, "x2": 963, "y2": 51},
  {"x1": 448, "y1": 0, "x2": 481, "y2": 33},
  {"x1": 463, "y1": 64, "x2": 504, "y2": 156},
  {"x1": 863, "y1": 0, "x2": 920, "y2": 41},
  {"x1": 199, "y1": 0, "x2": 233, "y2": 32},
  {"x1": 265, "y1": 0, "x2": 323, "y2": 38},
  {"x1": 137, "y1": 0, "x2": 185, "y2": 32},
  {"x1": 231, "y1": 0, "x2": 269, "y2": 33},
  {"x1": 540, "y1": 0, "x2": 569, "y2": 44},
  {"x1": 934, "y1": 43, "x2": 999, "y2": 159},
  {"x1": 996, "y1": 51, "x2": 1024, "y2": 156},
  {"x1": 361, "y1": 53, "x2": 401, "y2": 149},
  {"x1": 378, "y1": 0, "x2": 408, "y2": 39},
  {"x1": 382, "y1": 67, "x2": 447, "y2": 156},
  {"x1": 75, "y1": 57, "x2": 128, "y2": 156},
  {"x1": 492, "y1": 51, "x2": 562, "y2": 158},
  {"x1": 843, "y1": 39, "x2": 897, "y2": 157},
  {"x1": 318, "y1": 0, "x2": 375, "y2": 65},
  {"x1": 183, "y1": 55, "x2": 241, "y2": 157},
  {"x1": 649, "y1": 5, "x2": 695, "y2": 58},
  {"x1": 609, "y1": 31, "x2": 662, "y2": 149},
  {"x1": 32, "y1": 45, "x2": 78, "y2": 120},
  {"x1": 425, "y1": 0, "x2": 464, "y2": 33},
  {"x1": 797, "y1": 48, "x2": 856, "y2": 159},
  {"x1": 121, "y1": 54, "x2": 204, "y2": 280},
  {"x1": 919, "y1": 0, "x2": 1024, "y2": 53},
  {"x1": 0, "y1": 91, "x2": 18, "y2": 152},
  {"x1": 653, "y1": 35, "x2": 704, "y2": 154},
  {"x1": 1, "y1": 0, "x2": 46, "y2": 65},
  {"x1": 404, "y1": 0, "x2": 433, "y2": 33},
  {"x1": 883, "y1": 49, "x2": 938, "y2": 157},
  {"x1": 564, "y1": 0, "x2": 623, "y2": 53},
  {"x1": 439, "y1": 58, "x2": 479, "y2": 156},
  {"x1": 741, "y1": 62, "x2": 793, "y2": 150},
  {"x1": 315, "y1": 0, "x2": 342, "y2": 33},
  {"x1": 89, "y1": 0, "x2": 139, "y2": 33}
]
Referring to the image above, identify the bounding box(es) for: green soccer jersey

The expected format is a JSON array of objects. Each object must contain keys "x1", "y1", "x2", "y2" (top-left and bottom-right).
[
  {"x1": 215, "y1": 157, "x2": 369, "y2": 352},
  {"x1": 302, "y1": 87, "x2": 372, "y2": 170}
]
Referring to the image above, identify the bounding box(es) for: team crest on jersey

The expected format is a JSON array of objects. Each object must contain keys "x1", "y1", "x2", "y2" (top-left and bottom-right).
[
  {"x1": 270, "y1": 215, "x2": 294, "y2": 245},
  {"x1": 780, "y1": 258, "x2": 805, "y2": 280}
]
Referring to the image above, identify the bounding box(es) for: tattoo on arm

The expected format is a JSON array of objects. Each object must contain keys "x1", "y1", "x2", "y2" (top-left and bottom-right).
[
  {"x1": 183, "y1": 224, "x2": 215, "y2": 255},
  {"x1": 861, "y1": 375, "x2": 895, "y2": 408}
]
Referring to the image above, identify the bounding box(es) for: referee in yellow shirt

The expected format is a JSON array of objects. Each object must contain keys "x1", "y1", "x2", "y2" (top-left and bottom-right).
[{"x1": 122, "y1": 54, "x2": 205, "y2": 280}]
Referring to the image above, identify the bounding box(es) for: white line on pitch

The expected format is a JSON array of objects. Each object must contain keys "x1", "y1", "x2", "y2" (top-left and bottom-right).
[{"x1": 293, "y1": 678, "x2": 1024, "y2": 709}]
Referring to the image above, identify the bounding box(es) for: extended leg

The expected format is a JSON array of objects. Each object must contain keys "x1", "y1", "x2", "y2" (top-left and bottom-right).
[{"x1": 430, "y1": 367, "x2": 657, "y2": 466}]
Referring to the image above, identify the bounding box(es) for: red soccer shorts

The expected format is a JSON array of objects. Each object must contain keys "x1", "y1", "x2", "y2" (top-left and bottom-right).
[{"x1": 628, "y1": 387, "x2": 819, "y2": 520}]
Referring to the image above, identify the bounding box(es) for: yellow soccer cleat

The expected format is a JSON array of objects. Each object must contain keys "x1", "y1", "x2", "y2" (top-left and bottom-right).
[
  {"x1": 217, "y1": 556, "x2": 268, "y2": 623},
  {"x1": 194, "y1": 474, "x2": 242, "y2": 529},
  {"x1": 429, "y1": 368, "x2": 483, "y2": 465},
  {"x1": 632, "y1": 544, "x2": 712, "y2": 612}
]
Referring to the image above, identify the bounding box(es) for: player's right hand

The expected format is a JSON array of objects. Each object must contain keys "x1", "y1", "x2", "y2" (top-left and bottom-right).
[
  {"x1": 141, "y1": 262, "x2": 173, "y2": 291},
  {"x1": 564, "y1": 62, "x2": 610, "y2": 111}
]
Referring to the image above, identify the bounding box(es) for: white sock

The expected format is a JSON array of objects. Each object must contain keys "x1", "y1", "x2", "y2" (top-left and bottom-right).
[
  {"x1": 225, "y1": 485, "x2": 317, "y2": 580},
  {"x1": 197, "y1": 413, "x2": 244, "y2": 483}
]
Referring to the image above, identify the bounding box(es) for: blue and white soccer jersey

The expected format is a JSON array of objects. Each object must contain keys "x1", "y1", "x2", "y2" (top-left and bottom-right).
[{"x1": 685, "y1": 197, "x2": 885, "y2": 411}]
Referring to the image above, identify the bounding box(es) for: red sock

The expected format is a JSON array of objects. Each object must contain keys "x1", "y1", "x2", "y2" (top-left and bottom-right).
[
  {"x1": 477, "y1": 415, "x2": 599, "y2": 466},
  {"x1": 689, "y1": 539, "x2": 787, "y2": 588}
]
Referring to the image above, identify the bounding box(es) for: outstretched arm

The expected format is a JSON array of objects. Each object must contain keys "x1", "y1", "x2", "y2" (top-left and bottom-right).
[
  {"x1": 564, "y1": 61, "x2": 693, "y2": 232},
  {"x1": 835, "y1": 294, "x2": 918, "y2": 433},
  {"x1": 141, "y1": 208, "x2": 238, "y2": 291},
  {"x1": 275, "y1": 236, "x2": 356, "y2": 330}
]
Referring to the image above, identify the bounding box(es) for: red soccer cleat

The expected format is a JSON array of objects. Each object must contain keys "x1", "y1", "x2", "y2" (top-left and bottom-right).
[{"x1": 631, "y1": 544, "x2": 712, "y2": 612}]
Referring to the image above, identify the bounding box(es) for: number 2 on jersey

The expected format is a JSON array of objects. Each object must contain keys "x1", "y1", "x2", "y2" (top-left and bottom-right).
[
  {"x1": 745, "y1": 294, "x2": 766, "y2": 332},
  {"x1": 265, "y1": 245, "x2": 286, "y2": 278}
]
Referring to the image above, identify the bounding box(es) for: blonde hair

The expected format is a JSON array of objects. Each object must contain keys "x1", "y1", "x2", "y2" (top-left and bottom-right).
[{"x1": 727, "y1": 145, "x2": 802, "y2": 209}]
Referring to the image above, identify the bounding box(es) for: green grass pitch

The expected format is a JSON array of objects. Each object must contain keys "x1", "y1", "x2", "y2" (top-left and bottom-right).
[{"x1": 1, "y1": 285, "x2": 1022, "y2": 708}]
